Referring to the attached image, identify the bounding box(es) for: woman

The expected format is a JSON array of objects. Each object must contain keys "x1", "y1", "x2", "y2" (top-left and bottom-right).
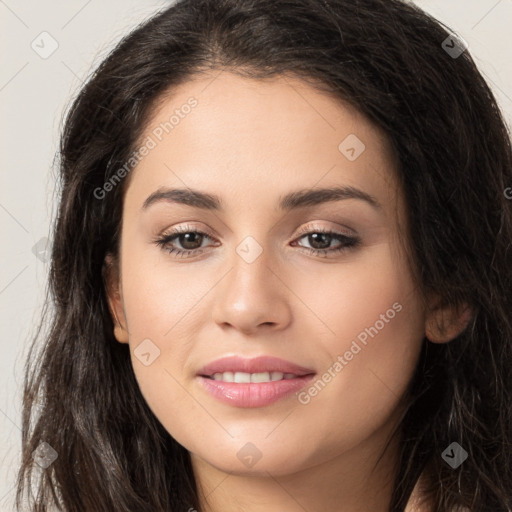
[{"x1": 16, "y1": 0, "x2": 512, "y2": 510}]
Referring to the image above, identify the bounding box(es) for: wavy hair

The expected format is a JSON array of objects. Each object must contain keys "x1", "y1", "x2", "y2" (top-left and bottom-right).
[{"x1": 16, "y1": 0, "x2": 512, "y2": 510}]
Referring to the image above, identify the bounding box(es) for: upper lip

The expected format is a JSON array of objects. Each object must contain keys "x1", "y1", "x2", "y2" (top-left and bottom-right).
[{"x1": 198, "y1": 356, "x2": 315, "y2": 377}]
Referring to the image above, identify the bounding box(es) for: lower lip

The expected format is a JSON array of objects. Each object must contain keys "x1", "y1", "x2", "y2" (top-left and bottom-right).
[{"x1": 197, "y1": 375, "x2": 316, "y2": 408}]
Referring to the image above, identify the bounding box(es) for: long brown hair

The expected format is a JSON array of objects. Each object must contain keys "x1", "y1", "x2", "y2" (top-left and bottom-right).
[{"x1": 16, "y1": 0, "x2": 512, "y2": 510}]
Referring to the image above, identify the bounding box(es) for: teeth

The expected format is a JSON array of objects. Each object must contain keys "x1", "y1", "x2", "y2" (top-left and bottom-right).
[
  {"x1": 210, "y1": 371, "x2": 298, "y2": 383},
  {"x1": 251, "y1": 372, "x2": 270, "y2": 383},
  {"x1": 234, "y1": 372, "x2": 251, "y2": 383}
]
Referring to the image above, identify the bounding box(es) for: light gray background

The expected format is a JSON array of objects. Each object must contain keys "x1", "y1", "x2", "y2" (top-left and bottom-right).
[{"x1": 1, "y1": 0, "x2": 511, "y2": 509}]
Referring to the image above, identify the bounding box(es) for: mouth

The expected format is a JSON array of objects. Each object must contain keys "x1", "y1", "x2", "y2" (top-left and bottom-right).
[{"x1": 197, "y1": 356, "x2": 316, "y2": 408}]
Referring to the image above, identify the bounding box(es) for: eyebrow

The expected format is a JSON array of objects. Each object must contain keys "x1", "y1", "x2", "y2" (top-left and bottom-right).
[{"x1": 141, "y1": 185, "x2": 382, "y2": 212}]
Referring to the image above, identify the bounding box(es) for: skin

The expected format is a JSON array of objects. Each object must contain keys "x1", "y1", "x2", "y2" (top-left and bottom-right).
[{"x1": 105, "y1": 71, "x2": 471, "y2": 512}]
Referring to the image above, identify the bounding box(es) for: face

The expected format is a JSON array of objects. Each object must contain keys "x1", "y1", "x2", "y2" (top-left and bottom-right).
[{"x1": 106, "y1": 71, "x2": 429, "y2": 478}]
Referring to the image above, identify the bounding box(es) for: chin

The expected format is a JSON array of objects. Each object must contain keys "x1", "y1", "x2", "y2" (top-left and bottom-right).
[{"x1": 191, "y1": 439, "x2": 316, "y2": 477}]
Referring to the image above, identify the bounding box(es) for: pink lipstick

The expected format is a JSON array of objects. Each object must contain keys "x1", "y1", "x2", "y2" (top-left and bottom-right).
[{"x1": 197, "y1": 356, "x2": 316, "y2": 408}]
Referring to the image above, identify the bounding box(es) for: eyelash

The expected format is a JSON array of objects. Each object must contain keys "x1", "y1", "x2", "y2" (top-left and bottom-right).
[{"x1": 153, "y1": 224, "x2": 361, "y2": 259}]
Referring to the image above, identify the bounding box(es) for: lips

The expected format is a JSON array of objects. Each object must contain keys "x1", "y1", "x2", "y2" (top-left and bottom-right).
[{"x1": 196, "y1": 356, "x2": 316, "y2": 408}]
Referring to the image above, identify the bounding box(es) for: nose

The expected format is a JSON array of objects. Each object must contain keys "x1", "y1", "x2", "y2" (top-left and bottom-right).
[{"x1": 211, "y1": 243, "x2": 292, "y2": 336}]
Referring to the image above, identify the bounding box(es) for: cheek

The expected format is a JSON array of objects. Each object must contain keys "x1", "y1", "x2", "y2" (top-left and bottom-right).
[
  {"x1": 120, "y1": 240, "x2": 210, "y2": 342},
  {"x1": 117, "y1": 243, "x2": 211, "y2": 422},
  {"x1": 118, "y1": 245, "x2": 251, "y2": 449},
  {"x1": 288, "y1": 240, "x2": 423, "y2": 359},
  {"x1": 292, "y1": 246, "x2": 425, "y2": 449},
  {"x1": 296, "y1": 310, "x2": 423, "y2": 464}
]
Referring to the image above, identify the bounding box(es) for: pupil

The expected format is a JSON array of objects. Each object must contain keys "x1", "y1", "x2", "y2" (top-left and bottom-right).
[
  {"x1": 309, "y1": 233, "x2": 331, "y2": 249},
  {"x1": 181, "y1": 232, "x2": 202, "y2": 249}
]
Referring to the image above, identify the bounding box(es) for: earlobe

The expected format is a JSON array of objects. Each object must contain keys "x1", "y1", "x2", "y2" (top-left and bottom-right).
[
  {"x1": 111, "y1": 305, "x2": 129, "y2": 344},
  {"x1": 103, "y1": 253, "x2": 130, "y2": 344},
  {"x1": 425, "y1": 300, "x2": 473, "y2": 344}
]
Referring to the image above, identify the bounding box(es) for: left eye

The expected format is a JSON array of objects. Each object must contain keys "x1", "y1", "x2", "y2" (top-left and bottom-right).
[
  {"x1": 292, "y1": 230, "x2": 360, "y2": 254},
  {"x1": 154, "y1": 228, "x2": 361, "y2": 258}
]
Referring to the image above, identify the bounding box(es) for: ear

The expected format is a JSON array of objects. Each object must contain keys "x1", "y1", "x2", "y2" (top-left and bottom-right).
[
  {"x1": 102, "y1": 253, "x2": 129, "y2": 344},
  {"x1": 424, "y1": 297, "x2": 473, "y2": 344}
]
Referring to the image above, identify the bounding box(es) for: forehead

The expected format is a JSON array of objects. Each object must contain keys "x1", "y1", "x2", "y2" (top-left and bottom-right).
[{"x1": 125, "y1": 71, "x2": 402, "y2": 220}]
